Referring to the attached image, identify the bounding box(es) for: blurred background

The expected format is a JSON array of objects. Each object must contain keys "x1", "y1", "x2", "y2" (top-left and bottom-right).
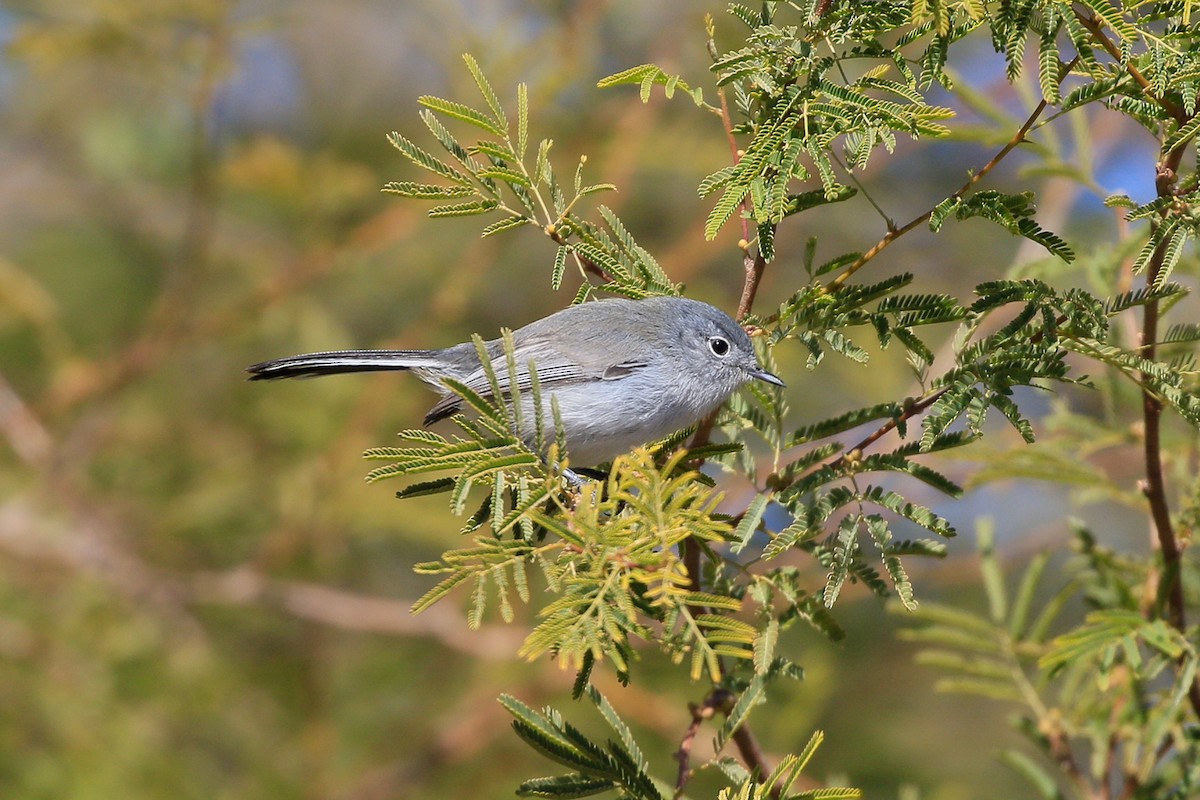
[{"x1": 0, "y1": 1, "x2": 1172, "y2": 798}]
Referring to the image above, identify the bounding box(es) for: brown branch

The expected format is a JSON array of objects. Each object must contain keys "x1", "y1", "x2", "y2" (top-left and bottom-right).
[
  {"x1": 731, "y1": 723, "x2": 773, "y2": 786},
  {"x1": 834, "y1": 389, "x2": 947, "y2": 469},
  {"x1": 826, "y1": 82, "x2": 1061, "y2": 290},
  {"x1": 683, "y1": 535, "x2": 704, "y2": 594},
  {"x1": 764, "y1": 385, "x2": 950, "y2": 492},
  {"x1": 712, "y1": 82, "x2": 772, "y2": 322},
  {"x1": 738, "y1": 247, "x2": 769, "y2": 321},
  {"x1": 191, "y1": 569, "x2": 526, "y2": 658},
  {"x1": 1136, "y1": 143, "x2": 1200, "y2": 718},
  {"x1": 674, "y1": 690, "x2": 729, "y2": 795},
  {"x1": 1045, "y1": 720, "x2": 1101, "y2": 800},
  {"x1": 673, "y1": 688, "x2": 779, "y2": 799},
  {"x1": 1073, "y1": 11, "x2": 1186, "y2": 124}
]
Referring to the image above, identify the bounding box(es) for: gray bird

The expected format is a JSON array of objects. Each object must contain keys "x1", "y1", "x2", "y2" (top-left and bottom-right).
[{"x1": 247, "y1": 296, "x2": 783, "y2": 466}]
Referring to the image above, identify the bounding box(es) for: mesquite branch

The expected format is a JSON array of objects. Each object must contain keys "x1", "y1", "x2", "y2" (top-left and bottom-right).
[
  {"x1": 1139, "y1": 145, "x2": 1200, "y2": 718},
  {"x1": 826, "y1": 57, "x2": 1078, "y2": 291}
]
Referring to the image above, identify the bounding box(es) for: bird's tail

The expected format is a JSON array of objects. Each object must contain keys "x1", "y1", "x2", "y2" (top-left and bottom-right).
[{"x1": 246, "y1": 350, "x2": 443, "y2": 381}]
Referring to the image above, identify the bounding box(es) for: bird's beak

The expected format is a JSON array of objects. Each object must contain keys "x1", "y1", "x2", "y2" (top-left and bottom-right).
[{"x1": 747, "y1": 366, "x2": 785, "y2": 387}]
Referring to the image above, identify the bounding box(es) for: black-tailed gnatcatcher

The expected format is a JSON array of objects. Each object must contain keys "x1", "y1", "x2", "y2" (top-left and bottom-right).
[{"x1": 247, "y1": 296, "x2": 784, "y2": 465}]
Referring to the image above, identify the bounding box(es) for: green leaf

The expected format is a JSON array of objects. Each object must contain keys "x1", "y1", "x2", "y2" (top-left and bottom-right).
[
  {"x1": 428, "y1": 199, "x2": 501, "y2": 217},
  {"x1": 1165, "y1": 113, "x2": 1200, "y2": 152},
  {"x1": 418, "y1": 95, "x2": 506, "y2": 137},
  {"x1": 1009, "y1": 551, "x2": 1049, "y2": 639},
  {"x1": 517, "y1": 775, "x2": 615, "y2": 798},
  {"x1": 793, "y1": 789, "x2": 863, "y2": 799},
  {"x1": 462, "y1": 53, "x2": 506, "y2": 129},
  {"x1": 732, "y1": 494, "x2": 771, "y2": 554},
  {"x1": 517, "y1": 82, "x2": 529, "y2": 158},
  {"x1": 410, "y1": 571, "x2": 473, "y2": 615},
  {"x1": 683, "y1": 592, "x2": 743, "y2": 611},
  {"x1": 481, "y1": 216, "x2": 533, "y2": 237},
  {"x1": 788, "y1": 402, "x2": 901, "y2": 446},
  {"x1": 381, "y1": 181, "x2": 476, "y2": 199},
  {"x1": 584, "y1": 686, "x2": 647, "y2": 771},
  {"x1": 718, "y1": 676, "x2": 767, "y2": 750},
  {"x1": 386, "y1": 130, "x2": 473, "y2": 184},
  {"x1": 999, "y1": 749, "x2": 1061, "y2": 799},
  {"x1": 753, "y1": 619, "x2": 779, "y2": 675},
  {"x1": 477, "y1": 166, "x2": 533, "y2": 187},
  {"x1": 1036, "y1": 29, "x2": 1061, "y2": 104},
  {"x1": 395, "y1": 477, "x2": 456, "y2": 499},
  {"x1": 1039, "y1": 609, "x2": 1146, "y2": 671}
]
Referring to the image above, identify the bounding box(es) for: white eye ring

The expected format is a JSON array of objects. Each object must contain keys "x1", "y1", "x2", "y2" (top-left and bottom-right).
[{"x1": 708, "y1": 336, "x2": 731, "y2": 357}]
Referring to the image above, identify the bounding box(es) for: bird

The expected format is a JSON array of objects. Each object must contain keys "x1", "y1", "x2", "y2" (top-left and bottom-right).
[{"x1": 247, "y1": 295, "x2": 783, "y2": 466}]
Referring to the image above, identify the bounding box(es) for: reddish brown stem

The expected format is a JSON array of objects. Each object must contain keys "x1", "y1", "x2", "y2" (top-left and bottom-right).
[
  {"x1": 826, "y1": 81, "x2": 1061, "y2": 290},
  {"x1": 674, "y1": 691, "x2": 727, "y2": 795},
  {"x1": 1074, "y1": 11, "x2": 1186, "y2": 124},
  {"x1": 1137, "y1": 146, "x2": 1200, "y2": 718},
  {"x1": 731, "y1": 724, "x2": 773, "y2": 786},
  {"x1": 738, "y1": 249, "x2": 769, "y2": 321}
]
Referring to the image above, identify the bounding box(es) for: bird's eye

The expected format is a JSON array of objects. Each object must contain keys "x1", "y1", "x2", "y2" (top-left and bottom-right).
[{"x1": 708, "y1": 336, "x2": 731, "y2": 357}]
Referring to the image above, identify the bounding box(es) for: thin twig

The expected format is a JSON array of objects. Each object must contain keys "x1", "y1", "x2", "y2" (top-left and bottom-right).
[
  {"x1": 831, "y1": 389, "x2": 947, "y2": 466},
  {"x1": 738, "y1": 247, "x2": 769, "y2": 321},
  {"x1": 1073, "y1": 11, "x2": 1186, "y2": 123},
  {"x1": 764, "y1": 385, "x2": 950, "y2": 492},
  {"x1": 673, "y1": 691, "x2": 729, "y2": 796},
  {"x1": 826, "y1": 83, "x2": 1061, "y2": 290}
]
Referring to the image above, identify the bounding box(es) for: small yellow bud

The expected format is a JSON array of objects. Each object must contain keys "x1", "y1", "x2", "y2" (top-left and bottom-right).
[{"x1": 737, "y1": 238, "x2": 750, "y2": 251}]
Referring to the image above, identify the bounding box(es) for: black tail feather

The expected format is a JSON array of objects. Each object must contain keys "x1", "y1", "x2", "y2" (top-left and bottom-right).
[{"x1": 246, "y1": 350, "x2": 432, "y2": 381}]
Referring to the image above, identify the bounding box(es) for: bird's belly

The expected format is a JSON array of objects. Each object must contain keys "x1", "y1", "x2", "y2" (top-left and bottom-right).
[{"x1": 518, "y1": 377, "x2": 720, "y2": 466}]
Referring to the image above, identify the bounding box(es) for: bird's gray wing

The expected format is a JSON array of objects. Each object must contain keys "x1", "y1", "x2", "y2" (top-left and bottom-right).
[{"x1": 423, "y1": 345, "x2": 647, "y2": 425}]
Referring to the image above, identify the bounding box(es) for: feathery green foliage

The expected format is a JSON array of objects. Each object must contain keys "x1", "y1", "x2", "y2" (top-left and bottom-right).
[
  {"x1": 384, "y1": 54, "x2": 677, "y2": 299},
  {"x1": 372, "y1": 1, "x2": 1200, "y2": 794},
  {"x1": 899, "y1": 526, "x2": 1200, "y2": 798}
]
